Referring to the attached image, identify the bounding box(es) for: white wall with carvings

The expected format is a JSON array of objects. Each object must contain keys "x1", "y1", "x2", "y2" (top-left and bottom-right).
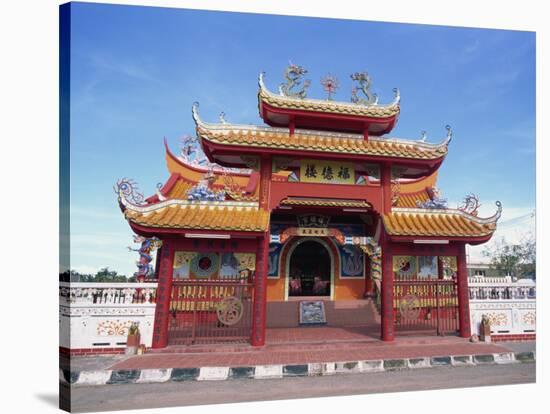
[
  {"x1": 59, "y1": 282, "x2": 158, "y2": 349},
  {"x1": 469, "y1": 277, "x2": 536, "y2": 336}
]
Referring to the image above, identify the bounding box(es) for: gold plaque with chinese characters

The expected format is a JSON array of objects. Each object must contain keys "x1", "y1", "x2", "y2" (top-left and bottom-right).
[{"x1": 299, "y1": 159, "x2": 355, "y2": 185}]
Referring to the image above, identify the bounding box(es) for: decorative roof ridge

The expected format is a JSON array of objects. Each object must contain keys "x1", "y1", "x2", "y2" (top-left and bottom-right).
[
  {"x1": 258, "y1": 72, "x2": 401, "y2": 109},
  {"x1": 165, "y1": 137, "x2": 253, "y2": 177},
  {"x1": 119, "y1": 189, "x2": 259, "y2": 214},
  {"x1": 391, "y1": 201, "x2": 503, "y2": 225},
  {"x1": 192, "y1": 102, "x2": 451, "y2": 150},
  {"x1": 192, "y1": 102, "x2": 288, "y2": 134}
]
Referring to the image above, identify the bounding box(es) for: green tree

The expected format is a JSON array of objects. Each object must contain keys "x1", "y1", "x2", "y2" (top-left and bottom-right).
[
  {"x1": 92, "y1": 267, "x2": 129, "y2": 283},
  {"x1": 60, "y1": 268, "x2": 131, "y2": 282},
  {"x1": 482, "y1": 232, "x2": 536, "y2": 279}
]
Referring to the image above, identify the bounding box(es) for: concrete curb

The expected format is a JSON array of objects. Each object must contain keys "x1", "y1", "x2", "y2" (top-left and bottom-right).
[{"x1": 62, "y1": 351, "x2": 535, "y2": 387}]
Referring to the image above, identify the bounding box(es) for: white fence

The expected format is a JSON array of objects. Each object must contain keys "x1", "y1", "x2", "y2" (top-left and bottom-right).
[
  {"x1": 59, "y1": 282, "x2": 158, "y2": 351},
  {"x1": 468, "y1": 276, "x2": 536, "y2": 337}
]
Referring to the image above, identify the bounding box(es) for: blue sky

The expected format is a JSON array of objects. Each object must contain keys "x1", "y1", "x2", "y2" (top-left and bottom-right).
[{"x1": 68, "y1": 2, "x2": 536, "y2": 275}]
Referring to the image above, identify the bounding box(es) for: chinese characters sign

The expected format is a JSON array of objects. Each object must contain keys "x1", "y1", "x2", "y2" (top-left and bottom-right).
[{"x1": 299, "y1": 159, "x2": 355, "y2": 185}]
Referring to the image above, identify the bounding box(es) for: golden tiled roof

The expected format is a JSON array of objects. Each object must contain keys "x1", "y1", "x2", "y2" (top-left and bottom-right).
[
  {"x1": 193, "y1": 107, "x2": 449, "y2": 161},
  {"x1": 165, "y1": 178, "x2": 195, "y2": 199},
  {"x1": 395, "y1": 190, "x2": 431, "y2": 208},
  {"x1": 383, "y1": 208, "x2": 498, "y2": 238},
  {"x1": 258, "y1": 73, "x2": 400, "y2": 118},
  {"x1": 280, "y1": 197, "x2": 372, "y2": 208},
  {"x1": 124, "y1": 201, "x2": 269, "y2": 232}
]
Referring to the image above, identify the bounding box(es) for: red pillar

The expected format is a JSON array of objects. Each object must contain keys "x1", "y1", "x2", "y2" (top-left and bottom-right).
[
  {"x1": 363, "y1": 123, "x2": 369, "y2": 141},
  {"x1": 380, "y1": 233, "x2": 394, "y2": 341},
  {"x1": 251, "y1": 233, "x2": 269, "y2": 346},
  {"x1": 151, "y1": 239, "x2": 175, "y2": 349},
  {"x1": 456, "y1": 243, "x2": 472, "y2": 338},
  {"x1": 381, "y1": 164, "x2": 392, "y2": 214},
  {"x1": 380, "y1": 165, "x2": 395, "y2": 341},
  {"x1": 251, "y1": 156, "x2": 271, "y2": 346}
]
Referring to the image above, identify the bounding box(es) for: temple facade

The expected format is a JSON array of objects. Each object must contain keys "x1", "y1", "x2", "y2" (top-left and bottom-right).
[{"x1": 117, "y1": 65, "x2": 502, "y2": 348}]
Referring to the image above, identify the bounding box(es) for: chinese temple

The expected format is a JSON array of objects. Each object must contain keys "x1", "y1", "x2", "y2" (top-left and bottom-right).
[{"x1": 117, "y1": 65, "x2": 502, "y2": 348}]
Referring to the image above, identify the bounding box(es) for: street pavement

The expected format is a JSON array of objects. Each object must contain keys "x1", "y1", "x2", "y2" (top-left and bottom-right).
[{"x1": 69, "y1": 361, "x2": 535, "y2": 412}]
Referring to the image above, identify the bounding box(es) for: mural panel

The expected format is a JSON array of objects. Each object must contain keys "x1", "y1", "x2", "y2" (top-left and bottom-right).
[
  {"x1": 190, "y1": 252, "x2": 220, "y2": 278},
  {"x1": 440, "y1": 256, "x2": 457, "y2": 279},
  {"x1": 339, "y1": 244, "x2": 364, "y2": 278},
  {"x1": 418, "y1": 256, "x2": 438, "y2": 278},
  {"x1": 172, "y1": 251, "x2": 196, "y2": 280},
  {"x1": 393, "y1": 256, "x2": 417, "y2": 279},
  {"x1": 219, "y1": 252, "x2": 240, "y2": 278},
  {"x1": 234, "y1": 253, "x2": 256, "y2": 272},
  {"x1": 268, "y1": 243, "x2": 282, "y2": 278}
]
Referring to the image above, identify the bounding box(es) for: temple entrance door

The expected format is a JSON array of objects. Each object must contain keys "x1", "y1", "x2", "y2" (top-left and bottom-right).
[{"x1": 289, "y1": 239, "x2": 331, "y2": 297}]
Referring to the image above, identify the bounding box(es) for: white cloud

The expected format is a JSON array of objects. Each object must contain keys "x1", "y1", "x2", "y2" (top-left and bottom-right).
[{"x1": 467, "y1": 203, "x2": 535, "y2": 264}]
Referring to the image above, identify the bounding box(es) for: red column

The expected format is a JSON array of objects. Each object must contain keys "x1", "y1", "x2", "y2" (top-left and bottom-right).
[
  {"x1": 381, "y1": 244, "x2": 394, "y2": 341},
  {"x1": 258, "y1": 156, "x2": 272, "y2": 210},
  {"x1": 251, "y1": 156, "x2": 271, "y2": 346},
  {"x1": 363, "y1": 123, "x2": 370, "y2": 141},
  {"x1": 380, "y1": 165, "x2": 395, "y2": 341},
  {"x1": 381, "y1": 164, "x2": 392, "y2": 214},
  {"x1": 151, "y1": 239, "x2": 175, "y2": 349},
  {"x1": 456, "y1": 243, "x2": 472, "y2": 338},
  {"x1": 251, "y1": 233, "x2": 269, "y2": 346}
]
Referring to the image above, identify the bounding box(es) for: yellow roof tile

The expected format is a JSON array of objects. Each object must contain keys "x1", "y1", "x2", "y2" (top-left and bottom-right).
[
  {"x1": 383, "y1": 209, "x2": 498, "y2": 238},
  {"x1": 259, "y1": 74, "x2": 400, "y2": 119},
  {"x1": 197, "y1": 123, "x2": 448, "y2": 161},
  {"x1": 124, "y1": 202, "x2": 269, "y2": 232}
]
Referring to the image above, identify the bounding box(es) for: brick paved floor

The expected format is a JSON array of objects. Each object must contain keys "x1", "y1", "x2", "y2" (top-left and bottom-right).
[{"x1": 109, "y1": 326, "x2": 509, "y2": 370}]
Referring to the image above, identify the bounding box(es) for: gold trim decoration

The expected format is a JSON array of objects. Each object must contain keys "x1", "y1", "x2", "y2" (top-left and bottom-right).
[
  {"x1": 216, "y1": 296, "x2": 244, "y2": 326},
  {"x1": 281, "y1": 197, "x2": 371, "y2": 208},
  {"x1": 399, "y1": 294, "x2": 422, "y2": 320}
]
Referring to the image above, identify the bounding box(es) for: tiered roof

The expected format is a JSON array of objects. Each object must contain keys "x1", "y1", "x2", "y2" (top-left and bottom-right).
[
  {"x1": 258, "y1": 73, "x2": 399, "y2": 117},
  {"x1": 118, "y1": 67, "x2": 501, "y2": 243}
]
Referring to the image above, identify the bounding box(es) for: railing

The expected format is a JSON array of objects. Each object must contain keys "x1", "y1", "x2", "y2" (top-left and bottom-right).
[
  {"x1": 59, "y1": 282, "x2": 157, "y2": 305},
  {"x1": 468, "y1": 276, "x2": 536, "y2": 337},
  {"x1": 468, "y1": 277, "x2": 536, "y2": 300},
  {"x1": 59, "y1": 282, "x2": 158, "y2": 350}
]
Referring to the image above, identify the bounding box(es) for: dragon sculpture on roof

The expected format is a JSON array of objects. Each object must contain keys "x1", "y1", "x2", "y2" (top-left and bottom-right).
[
  {"x1": 350, "y1": 71, "x2": 378, "y2": 105},
  {"x1": 279, "y1": 63, "x2": 311, "y2": 99}
]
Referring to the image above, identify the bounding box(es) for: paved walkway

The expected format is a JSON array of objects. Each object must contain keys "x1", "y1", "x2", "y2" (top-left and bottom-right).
[{"x1": 109, "y1": 328, "x2": 511, "y2": 370}]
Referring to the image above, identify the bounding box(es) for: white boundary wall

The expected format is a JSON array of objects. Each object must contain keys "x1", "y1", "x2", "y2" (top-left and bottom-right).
[
  {"x1": 468, "y1": 276, "x2": 536, "y2": 336},
  {"x1": 59, "y1": 282, "x2": 158, "y2": 350}
]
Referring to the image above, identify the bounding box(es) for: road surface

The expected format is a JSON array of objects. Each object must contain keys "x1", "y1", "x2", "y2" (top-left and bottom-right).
[{"x1": 69, "y1": 362, "x2": 535, "y2": 412}]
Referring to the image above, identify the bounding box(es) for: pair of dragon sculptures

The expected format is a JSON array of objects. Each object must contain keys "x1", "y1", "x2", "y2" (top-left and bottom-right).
[{"x1": 279, "y1": 62, "x2": 381, "y2": 105}]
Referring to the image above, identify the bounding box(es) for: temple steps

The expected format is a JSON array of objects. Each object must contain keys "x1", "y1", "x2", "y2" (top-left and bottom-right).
[{"x1": 266, "y1": 298, "x2": 381, "y2": 328}]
